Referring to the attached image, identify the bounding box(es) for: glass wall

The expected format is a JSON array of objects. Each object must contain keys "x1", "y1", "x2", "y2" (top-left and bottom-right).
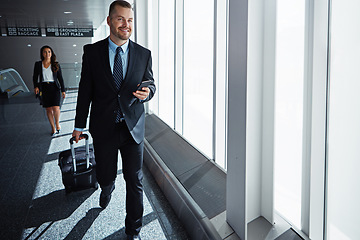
[
  {"x1": 183, "y1": 0, "x2": 214, "y2": 158},
  {"x1": 326, "y1": 0, "x2": 360, "y2": 239},
  {"x1": 273, "y1": 0, "x2": 305, "y2": 229},
  {"x1": 215, "y1": 0, "x2": 228, "y2": 169},
  {"x1": 152, "y1": 0, "x2": 226, "y2": 165},
  {"x1": 148, "y1": 0, "x2": 360, "y2": 238},
  {"x1": 158, "y1": 0, "x2": 175, "y2": 128},
  {"x1": 60, "y1": 63, "x2": 82, "y2": 89}
]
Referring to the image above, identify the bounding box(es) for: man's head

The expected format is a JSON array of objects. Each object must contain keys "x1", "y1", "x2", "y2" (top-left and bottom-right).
[{"x1": 107, "y1": 1, "x2": 133, "y2": 44}]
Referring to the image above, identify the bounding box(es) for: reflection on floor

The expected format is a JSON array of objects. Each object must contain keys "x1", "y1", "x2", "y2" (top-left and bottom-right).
[{"x1": 0, "y1": 90, "x2": 189, "y2": 240}]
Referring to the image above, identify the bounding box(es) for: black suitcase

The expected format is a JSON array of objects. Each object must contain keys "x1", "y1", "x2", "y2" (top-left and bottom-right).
[{"x1": 58, "y1": 133, "x2": 98, "y2": 193}]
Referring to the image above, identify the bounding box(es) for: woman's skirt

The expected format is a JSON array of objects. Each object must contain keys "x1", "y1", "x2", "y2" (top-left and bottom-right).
[{"x1": 41, "y1": 82, "x2": 60, "y2": 108}]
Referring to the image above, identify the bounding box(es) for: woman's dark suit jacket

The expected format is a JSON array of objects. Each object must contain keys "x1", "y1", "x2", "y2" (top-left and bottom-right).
[
  {"x1": 32, "y1": 61, "x2": 66, "y2": 92},
  {"x1": 74, "y1": 38, "x2": 156, "y2": 144}
]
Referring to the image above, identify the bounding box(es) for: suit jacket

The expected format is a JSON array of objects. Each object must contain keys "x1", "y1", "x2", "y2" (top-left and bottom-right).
[
  {"x1": 74, "y1": 38, "x2": 156, "y2": 144},
  {"x1": 32, "y1": 61, "x2": 66, "y2": 92}
]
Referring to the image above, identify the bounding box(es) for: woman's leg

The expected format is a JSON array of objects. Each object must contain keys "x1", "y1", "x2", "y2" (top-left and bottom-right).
[
  {"x1": 46, "y1": 107, "x2": 55, "y2": 133},
  {"x1": 53, "y1": 106, "x2": 61, "y2": 131}
]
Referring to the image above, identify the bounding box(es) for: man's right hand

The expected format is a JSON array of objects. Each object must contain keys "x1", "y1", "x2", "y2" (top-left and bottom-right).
[
  {"x1": 72, "y1": 130, "x2": 83, "y2": 143},
  {"x1": 34, "y1": 87, "x2": 39, "y2": 95}
]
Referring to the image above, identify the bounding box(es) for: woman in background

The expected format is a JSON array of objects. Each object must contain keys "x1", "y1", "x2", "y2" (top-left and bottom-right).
[{"x1": 33, "y1": 45, "x2": 66, "y2": 136}]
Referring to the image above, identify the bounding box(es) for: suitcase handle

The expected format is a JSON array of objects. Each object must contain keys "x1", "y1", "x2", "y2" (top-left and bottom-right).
[
  {"x1": 69, "y1": 133, "x2": 90, "y2": 173},
  {"x1": 69, "y1": 133, "x2": 89, "y2": 144}
]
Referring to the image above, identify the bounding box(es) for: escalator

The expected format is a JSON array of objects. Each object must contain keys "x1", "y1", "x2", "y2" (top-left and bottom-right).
[{"x1": 0, "y1": 68, "x2": 30, "y2": 98}]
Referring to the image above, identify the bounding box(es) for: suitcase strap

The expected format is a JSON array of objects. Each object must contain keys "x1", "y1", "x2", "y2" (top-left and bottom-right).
[{"x1": 69, "y1": 133, "x2": 90, "y2": 173}]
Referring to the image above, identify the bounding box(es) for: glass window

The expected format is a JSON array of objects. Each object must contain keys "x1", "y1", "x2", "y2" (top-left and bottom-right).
[
  {"x1": 273, "y1": 0, "x2": 305, "y2": 229},
  {"x1": 326, "y1": 1, "x2": 360, "y2": 239},
  {"x1": 215, "y1": 0, "x2": 228, "y2": 168},
  {"x1": 183, "y1": 0, "x2": 214, "y2": 158},
  {"x1": 158, "y1": 0, "x2": 175, "y2": 128}
]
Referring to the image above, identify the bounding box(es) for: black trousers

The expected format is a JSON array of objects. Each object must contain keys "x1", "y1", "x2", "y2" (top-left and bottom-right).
[{"x1": 93, "y1": 121, "x2": 144, "y2": 235}]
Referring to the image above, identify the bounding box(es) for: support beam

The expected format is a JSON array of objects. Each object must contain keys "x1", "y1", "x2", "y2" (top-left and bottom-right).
[{"x1": 226, "y1": 0, "x2": 248, "y2": 239}]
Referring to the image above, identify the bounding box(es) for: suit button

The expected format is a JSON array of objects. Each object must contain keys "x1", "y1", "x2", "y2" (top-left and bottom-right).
[{"x1": 118, "y1": 94, "x2": 120, "y2": 97}]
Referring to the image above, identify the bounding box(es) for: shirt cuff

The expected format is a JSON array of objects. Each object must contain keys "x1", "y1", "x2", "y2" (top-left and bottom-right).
[
  {"x1": 74, "y1": 127, "x2": 84, "y2": 132},
  {"x1": 140, "y1": 96, "x2": 148, "y2": 103}
]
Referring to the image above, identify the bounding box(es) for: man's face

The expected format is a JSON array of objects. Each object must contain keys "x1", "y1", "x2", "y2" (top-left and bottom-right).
[{"x1": 107, "y1": 5, "x2": 133, "y2": 41}]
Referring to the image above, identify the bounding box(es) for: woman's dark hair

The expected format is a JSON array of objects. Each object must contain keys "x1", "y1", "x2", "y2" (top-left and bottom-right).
[
  {"x1": 40, "y1": 45, "x2": 59, "y2": 72},
  {"x1": 109, "y1": 0, "x2": 132, "y2": 17}
]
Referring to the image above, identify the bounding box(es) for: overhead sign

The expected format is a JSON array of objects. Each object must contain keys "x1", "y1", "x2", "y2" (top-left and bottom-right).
[
  {"x1": 46, "y1": 27, "x2": 93, "y2": 37},
  {"x1": 6, "y1": 27, "x2": 41, "y2": 36}
]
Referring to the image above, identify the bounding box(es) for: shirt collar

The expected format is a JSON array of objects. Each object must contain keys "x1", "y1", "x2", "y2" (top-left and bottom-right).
[{"x1": 108, "y1": 37, "x2": 129, "y2": 53}]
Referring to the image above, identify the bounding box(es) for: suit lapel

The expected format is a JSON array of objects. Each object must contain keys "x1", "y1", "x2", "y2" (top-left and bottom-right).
[
  {"x1": 98, "y1": 38, "x2": 137, "y2": 91},
  {"x1": 37, "y1": 62, "x2": 42, "y2": 82},
  {"x1": 122, "y1": 40, "x2": 137, "y2": 88},
  {"x1": 99, "y1": 38, "x2": 118, "y2": 92}
]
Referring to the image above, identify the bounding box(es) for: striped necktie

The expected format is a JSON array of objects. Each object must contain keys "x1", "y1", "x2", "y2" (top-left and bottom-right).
[{"x1": 113, "y1": 47, "x2": 123, "y2": 122}]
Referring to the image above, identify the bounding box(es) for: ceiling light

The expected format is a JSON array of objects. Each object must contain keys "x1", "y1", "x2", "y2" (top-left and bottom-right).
[
  {"x1": 73, "y1": 44, "x2": 76, "y2": 47},
  {"x1": 67, "y1": 20, "x2": 74, "y2": 25},
  {"x1": 64, "y1": 11, "x2": 72, "y2": 14},
  {"x1": 27, "y1": 44, "x2": 31, "y2": 47},
  {"x1": 74, "y1": 53, "x2": 77, "y2": 56}
]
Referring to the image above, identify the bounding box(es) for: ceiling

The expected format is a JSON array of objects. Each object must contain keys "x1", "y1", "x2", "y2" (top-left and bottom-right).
[
  {"x1": 0, "y1": 0, "x2": 113, "y2": 29},
  {"x1": 0, "y1": 0, "x2": 119, "y2": 90}
]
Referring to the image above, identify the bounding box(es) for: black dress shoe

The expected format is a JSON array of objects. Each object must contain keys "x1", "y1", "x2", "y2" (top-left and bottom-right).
[
  {"x1": 99, "y1": 182, "x2": 115, "y2": 209},
  {"x1": 127, "y1": 235, "x2": 141, "y2": 240}
]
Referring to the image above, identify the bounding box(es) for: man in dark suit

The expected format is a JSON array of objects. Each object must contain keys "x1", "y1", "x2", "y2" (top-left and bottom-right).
[{"x1": 72, "y1": 1, "x2": 155, "y2": 239}]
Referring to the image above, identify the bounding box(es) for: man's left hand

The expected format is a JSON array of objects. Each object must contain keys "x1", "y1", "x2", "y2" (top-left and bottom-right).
[{"x1": 133, "y1": 87, "x2": 150, "y2": 100}]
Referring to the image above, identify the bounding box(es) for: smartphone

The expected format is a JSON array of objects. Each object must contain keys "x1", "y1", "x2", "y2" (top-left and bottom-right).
[{"x1": 136, "y1": 80, "x2": 152, "y2": 91}]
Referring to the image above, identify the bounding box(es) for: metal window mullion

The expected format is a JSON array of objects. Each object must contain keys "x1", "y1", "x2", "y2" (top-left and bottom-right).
[
  {"x1": 323, "y1": 0, "x2": 332, "y2": 238},
  {"x1": 224, "y1": 0, "x2": 229, "y2": 170},
  {"x1": 174, "y1": 0, "x2": 184, "y2": 134},
  {"x1": 301, "y1": 0, "x2": 314, "y2": 235},
  {"x1": 181, "y1": 0, "x2": 184, "y2": 135},
  {"x1": 212, "y1": 0, "x2": 217, "y2": 161},
  {"x1": 173, "y1": 0, "x2": 177, "y2": 130}
]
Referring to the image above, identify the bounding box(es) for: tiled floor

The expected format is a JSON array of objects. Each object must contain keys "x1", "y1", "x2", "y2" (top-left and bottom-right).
[{"x1": 0, "y1": 90, "x2": 189, "y2": 240}]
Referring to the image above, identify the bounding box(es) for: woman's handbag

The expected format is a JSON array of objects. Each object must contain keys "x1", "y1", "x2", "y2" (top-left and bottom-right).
[
  {"x1": 35, "y1": 73, "x2": 43, "y2": 105},
  {"x1": 35, "y1": 91, "x2": 43, "y2": 105}
]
